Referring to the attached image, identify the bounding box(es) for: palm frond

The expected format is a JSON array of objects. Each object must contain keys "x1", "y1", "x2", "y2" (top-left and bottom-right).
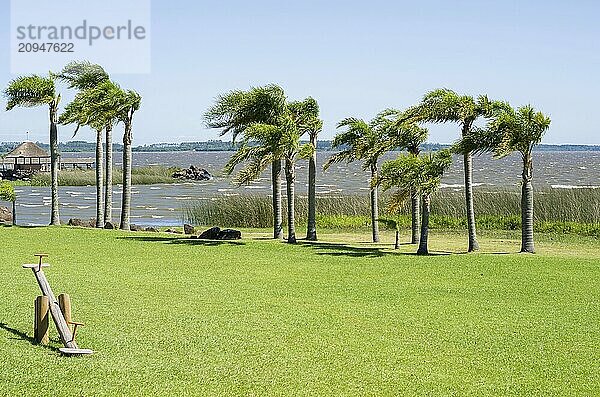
[{"x1": 5, "y1": 75, "x2": 56, "y2": 110}]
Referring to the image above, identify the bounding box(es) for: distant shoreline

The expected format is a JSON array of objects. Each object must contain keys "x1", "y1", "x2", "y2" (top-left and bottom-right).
[{"x1": 2, "y1": 141, "x2": 600, "y2": 154}]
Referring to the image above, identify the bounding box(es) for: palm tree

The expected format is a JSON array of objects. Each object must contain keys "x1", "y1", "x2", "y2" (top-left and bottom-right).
[
  {"x1": 324, "y1": 114, "x2": 389, "y2": 243},
  {"x1": 0, "y1": 181, "x2": 17, "y2": 225},
  {"x1": 115, "y1": 89, "x2": 142, "y2": 231},
  {"x1": 57, "y1": 61, "x2": 110, "y2": 227},
  {"x1": 205, "y1": 85, "x2": 288, "y2": 239},
  {"x1": 286, "y1": 97, "x2": 322, "y2": 241},
  {"x1": 377, "y1": 150, "x2": 453, "y2": 255},
  {"x1": 406, "y1": 89, "x2": 502, "y2": 252},
  {"x1": 225, "y1": 102, "x2": 312, "y2": 244},
  {"x1": 459, "y1": 105, "x2": 551, "y2": 253},
  {"x1": 5, "y1": 75, "x2": 61, "y2": 225},
  {"x1": 374, "y1": 109, "x2": 428, "y2": 244},
  {"x1": 302, "y1": 101, "x2": 323, "y2": 241}
]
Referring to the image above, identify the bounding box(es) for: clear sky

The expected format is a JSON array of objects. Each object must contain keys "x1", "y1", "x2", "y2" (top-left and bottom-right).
[{"x1": 0, "y1": 0, "x2": 598, "y2": 145}]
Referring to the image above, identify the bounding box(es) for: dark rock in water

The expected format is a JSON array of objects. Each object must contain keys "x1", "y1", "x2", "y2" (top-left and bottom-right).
[
  {"x1": 198, "y1": 226, "x2": 221, "y2": 240},
  {"x1": 0, "y1": 169, "x2": 36, "y2": 182},
  {"x1": 144, "y1": 227, "x2": 159, "y2": 233},
  {"x1": 104, "y1": 221, "x2": 115, "y2": 230},
  {"x1": 68, "y1": 218, "x2": 96, "y2": 228},
  {"x1": 183, "y1": 224, "x2": 195, "y2": 235},
  {"x1": 129, "y1": 224, "x2": 143, "y2": 232},
  {"x1": 172, "y1": 165, "x2": 212, "y2": 181},
  {"x1": 218, "y1": 229, "x2": 242, "y2": 240},
  {"x1": 0, "y1": 206, "x2": 13, "y2": 223},
  {"x1": 198, "y1": 226, "x2": 242, "y2": 240}
]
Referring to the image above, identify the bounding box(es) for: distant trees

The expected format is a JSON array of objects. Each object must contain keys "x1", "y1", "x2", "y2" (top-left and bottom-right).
[{"x1": 5, "y1": 75, "x2": 61, "y2": 225}]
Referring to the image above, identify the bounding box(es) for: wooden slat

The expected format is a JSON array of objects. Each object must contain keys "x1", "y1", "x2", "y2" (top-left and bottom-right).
[
  {"x1": 29, "y1": 268, "x2": 78, "y2": 349},
  {"x1": 58, "y1": 348, "x2": 94, "y2": 355},
  {"x1": 22, "y1": 264, "x2": 50, "y2": 269}
]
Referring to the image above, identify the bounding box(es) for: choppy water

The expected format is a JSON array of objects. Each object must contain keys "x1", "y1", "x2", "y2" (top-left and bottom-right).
[{"x1": 8, "y1": 151, "x2": 600, "y2": 226}]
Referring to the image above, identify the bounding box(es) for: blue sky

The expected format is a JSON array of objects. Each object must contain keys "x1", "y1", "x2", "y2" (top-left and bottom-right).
[{"x1": 0, "y1": 0, "x2": 599, "y2": 145}]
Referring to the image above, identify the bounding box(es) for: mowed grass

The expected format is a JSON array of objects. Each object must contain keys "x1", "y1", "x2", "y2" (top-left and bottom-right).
[{"x1": 0, "y1": 226, "x2": 599, "y2": 396}]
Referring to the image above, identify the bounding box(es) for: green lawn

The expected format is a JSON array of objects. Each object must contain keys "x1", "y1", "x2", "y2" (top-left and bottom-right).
[{"x1": 0, "y1": 226, "x2": 599, "y2": 396}]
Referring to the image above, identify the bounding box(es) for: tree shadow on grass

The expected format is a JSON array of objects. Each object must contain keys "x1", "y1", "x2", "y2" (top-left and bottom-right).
[
  {"x1": 0, "y1": 322, "x2": 60, "y2": 353},
  {"x1": 299, "y1": 241, "x2": 455, "y2": 258},
  {"x1": 298, "y1": 241, "x2": 390, "y2": 258},
  {"x1": 119, "y1": 236, "x2": 246, "y2": 247}
]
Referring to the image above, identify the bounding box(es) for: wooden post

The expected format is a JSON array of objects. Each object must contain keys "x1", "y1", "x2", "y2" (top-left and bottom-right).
[
  {"x1": 58, "y1": 294, "x2": 72, "y2": 332},
  {"x1": 34, "y1": 296, "x2": 49, "y2": 345},
  {"x1": 23, "y1": 265, "x2": 78, "y2": 349}
]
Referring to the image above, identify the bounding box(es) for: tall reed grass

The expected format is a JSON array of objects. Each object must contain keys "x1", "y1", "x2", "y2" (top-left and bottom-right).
[
  {"x1": 30, "y1": 166, "x2": 178, "y2": 186},
  {"x1": 182, "y1": 188, "x2": 600, "y2": 236}
]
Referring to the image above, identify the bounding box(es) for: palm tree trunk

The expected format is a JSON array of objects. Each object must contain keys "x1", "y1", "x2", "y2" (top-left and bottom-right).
[
  {"x1": 394, "y1": 229, "x2": 400, "y2": 250},
  {"x1": 120, "y1": 122, "x2": 133, "y2": 230},
  {"x1": 49, "y1": 103, "x2": 60, "y2": 226},
  {"x1": 306, "y1": 134, "x2": 318, "y2": 241},
  {"x1": 95, "y1": 129, "x2": 105, "y2": 228},
  {"x1": 272, "y1": 160, "x2": 283, "y2": 239},
  {"x1": 370, "y1": 163, "x2": 380, "y2": 243},
  {"x1": 411, "y1": 189, "x2": 420, "y2": 244},
  {"x1": 104, "y1": 125, "x2": 113, "y2": 224},
  {"x1": 521, "y1": 152, "x2": 535, "y2": 253},
  {"x1": 285, "y1": 159, "x2": 297, "y2": 244},
  {"x1": 464, "y1": 151, "x2": 479, "y2": 252},
  {"x1": 12, "y1": 200, "x2": 16, "y2": 226},
  {"x1": 417, "y1": 194, "x2": 431, "y2": 255}
]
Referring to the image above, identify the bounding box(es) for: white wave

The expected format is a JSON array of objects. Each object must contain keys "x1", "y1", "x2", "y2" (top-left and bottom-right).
[
  {"x1": 151, "y1": 215, "x2": 164, "y2": 219},
  {"x1": 149, "y1": 187, "x2": 162, "y2": 190},
  {"x1": 76, "y1": 206, "x2": 91, "y2": 209},
  {"x1": 20, "y1": 204, "x2": 44, "y2": 208},
  {"x1": 551, "y1": 184, "x2": 600, "y2": 189}
]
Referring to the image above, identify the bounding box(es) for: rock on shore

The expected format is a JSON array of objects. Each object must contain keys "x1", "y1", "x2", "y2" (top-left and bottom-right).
[{"x1": 172, "y1": 166, "x2": 212, "y2": 181}]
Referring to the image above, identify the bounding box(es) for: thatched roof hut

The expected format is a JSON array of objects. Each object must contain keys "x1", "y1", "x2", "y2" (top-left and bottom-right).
[
  {"x1": 2, "y1": 141, "x2": 50, "y2": 171},
  {"x1": 4, "y1": 141, "x2": 49, "y2": 158}
]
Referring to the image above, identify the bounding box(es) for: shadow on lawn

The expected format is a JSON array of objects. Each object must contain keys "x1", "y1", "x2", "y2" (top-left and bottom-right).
[
  {"x1": 0, "y1": 322, "x2": 60, "y2": 353},
  {"x1": 299, "y1": 241, "x2": 453, "y2": 258},
  {"x1": 119, "y1": 236, "x2": 246, "y2": 247}
]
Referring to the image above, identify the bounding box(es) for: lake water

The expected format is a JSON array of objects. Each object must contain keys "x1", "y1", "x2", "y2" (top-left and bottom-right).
[{"x1": 9, "y1": 151, "x2": 600, "y2": 226}]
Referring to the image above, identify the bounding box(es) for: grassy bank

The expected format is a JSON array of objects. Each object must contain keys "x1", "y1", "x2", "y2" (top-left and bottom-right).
[
  {"x1": 29, "y1": 166, "x2": 178, "y2": 186},
  {"x1": 182, "y1": 188, "x2": 600, "y2": 236},
  {"x1": 0, "y1": 226, "x2": 599, "y2": 395}
]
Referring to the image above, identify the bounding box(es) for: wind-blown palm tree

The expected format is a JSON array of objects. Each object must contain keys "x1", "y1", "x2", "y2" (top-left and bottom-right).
[
  {"x1": 286, "y1": 97, "x2": 322, "y2": 241},
  {"x1": 405, "y1": 89, "x2": 502, "y2": 252},
  {"x1": 374, "y1": 109, "x2": 428, "y2": 244},
  {"x1": 225, "y1": 100, "x2": 313, "y2": 244},
  {"x1": 377, "y1": 150, "x2": 453, "y2": 255},
  {"x1": 57, "y1": 61, "x2": 110, "y2": 227},
  {"x1": 5, "y1": 75, "x2": 61, "y2": 225},
  {"x1": 116, "y1": 89, "x2": 142, "y2": 231},
  {"x1": 458, "y1": 105, "x2": 551, "y2": 253},
  {"x1": 325, "y1": 113, "x2": 390, "y2": 243},
  {"x1": 205, "y1": 85, "x2": 288, "y2": 239}
]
